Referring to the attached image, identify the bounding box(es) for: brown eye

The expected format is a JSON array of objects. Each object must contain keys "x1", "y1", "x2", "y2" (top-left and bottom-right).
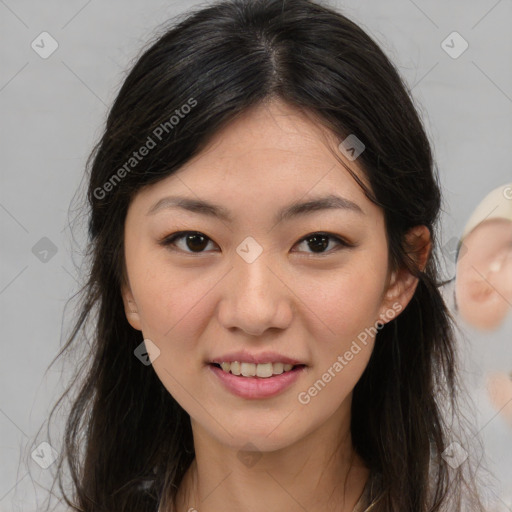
[
  {"x1": 294, "y1": 232, "x2": 351, "y2": 255},
  {"x1": 160, "y1": 231, "x2": 216, "y2": 253}
]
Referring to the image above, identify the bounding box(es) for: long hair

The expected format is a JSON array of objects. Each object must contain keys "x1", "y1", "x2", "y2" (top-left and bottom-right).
[{"x1": 38, "y1": 0, "x2": 486, "y2": 510}]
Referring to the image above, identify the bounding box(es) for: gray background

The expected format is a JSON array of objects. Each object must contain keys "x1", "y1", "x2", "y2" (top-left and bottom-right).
[{"x1": 1, "y1": 0, "x2": 511, "y2": 510}]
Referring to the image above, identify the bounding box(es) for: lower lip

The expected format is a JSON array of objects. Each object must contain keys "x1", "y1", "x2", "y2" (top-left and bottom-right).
[{"x1": 208, "y1": 364, "x2": 306, "y2": 399}]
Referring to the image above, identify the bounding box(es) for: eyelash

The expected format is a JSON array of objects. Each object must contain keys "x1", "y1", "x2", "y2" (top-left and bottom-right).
[{"x1": 158, "y1": 230, "x2": 354, "y2": 256}]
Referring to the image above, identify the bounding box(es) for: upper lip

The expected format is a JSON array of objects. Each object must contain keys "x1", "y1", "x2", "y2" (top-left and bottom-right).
[{"x1": 209, "y1": 350, "x2": 306, "y2": 366}]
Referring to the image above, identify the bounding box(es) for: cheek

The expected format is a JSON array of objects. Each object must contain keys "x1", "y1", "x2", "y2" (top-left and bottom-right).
[
  {"x1": 288, "y1": 263, "x2": 386, "y2": 398},
  {"x1": 298, "y1": 261, "x2": 387, "y2": 341},
  {"x1": 132, "y1": 264, "x2": 216, "y2": 407},
  {"x1": 136, "y1": 270, "x2": 215, "y2": 343},
  {"x1": 125, "y1": 236, "x2": 214, "y2": 338}
]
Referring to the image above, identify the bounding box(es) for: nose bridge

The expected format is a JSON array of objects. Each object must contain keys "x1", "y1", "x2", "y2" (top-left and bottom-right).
[
  {"x1": 218, "y1": 239, "x2": 292, "y2": 334},
  {"x1": 235, "y1": 243, "x2": 280, "y2": 304},
  {"x1": 237, "y1": 252, "x2": 274, "y2": 297},
  {"x1": 234, "y1": 234, "x2": 276, "y2": 294}
]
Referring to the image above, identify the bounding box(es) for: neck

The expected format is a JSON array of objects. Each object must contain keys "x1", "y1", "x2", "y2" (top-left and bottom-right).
[{"x1": 174, "y1": 406, "x2": 369, "y2": 512}]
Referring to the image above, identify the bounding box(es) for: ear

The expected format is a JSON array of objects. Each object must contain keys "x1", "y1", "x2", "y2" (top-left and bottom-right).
[
  {"x1": 121, "y1": 283, "x2": 142, "y2": 331},
  {"x1": 379, "y1": 225, "x2": 431, "y2": 323}
]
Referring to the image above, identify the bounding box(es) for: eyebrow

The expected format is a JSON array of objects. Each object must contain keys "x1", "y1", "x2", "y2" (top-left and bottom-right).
[{"x1": 146, "y1": 194, "x2": 364, "y2": 223}]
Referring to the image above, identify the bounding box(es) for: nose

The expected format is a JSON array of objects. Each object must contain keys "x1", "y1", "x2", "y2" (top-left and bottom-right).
[{"x1": 217, "y1": 252, "x2": 293, "y2": 336}]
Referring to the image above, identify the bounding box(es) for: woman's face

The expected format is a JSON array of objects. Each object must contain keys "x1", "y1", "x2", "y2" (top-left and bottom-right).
[{"x1": 121, "y1": 100, "x2": 414, "y2": 452}]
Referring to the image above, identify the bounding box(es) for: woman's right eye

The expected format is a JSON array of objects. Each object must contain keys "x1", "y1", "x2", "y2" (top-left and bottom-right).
[{"x1": 159, "y1": 231, "x2": 218, "y2": 253}]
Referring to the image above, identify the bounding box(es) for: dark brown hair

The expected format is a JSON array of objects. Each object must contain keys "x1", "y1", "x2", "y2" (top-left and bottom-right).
[{"x1": 38, "y1": 0, "x2": 486, "y2": 510}]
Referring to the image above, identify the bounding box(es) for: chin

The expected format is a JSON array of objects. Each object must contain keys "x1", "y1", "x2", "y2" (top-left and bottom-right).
[{"x1": 203, "y1": 417, "x2": 308, "y2": 453}]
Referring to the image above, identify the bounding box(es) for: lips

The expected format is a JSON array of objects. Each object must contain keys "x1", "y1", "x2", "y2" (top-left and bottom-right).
[{"x1": 208, "y1": 363, "x2": 306, "y2": 399}]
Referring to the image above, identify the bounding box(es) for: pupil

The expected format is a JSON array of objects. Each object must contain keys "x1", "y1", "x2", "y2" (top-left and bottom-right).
[
  {"x1": 187, "y1": 233, "x2": 208, "y2": 252},
  {"x1": 309, "y1": 235, "x2": 328, "y2": 253}
]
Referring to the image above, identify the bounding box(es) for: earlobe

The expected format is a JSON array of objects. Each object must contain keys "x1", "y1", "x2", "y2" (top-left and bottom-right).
[{"x1": 121, "y1": 284, "x2": 142, "y2": 331}]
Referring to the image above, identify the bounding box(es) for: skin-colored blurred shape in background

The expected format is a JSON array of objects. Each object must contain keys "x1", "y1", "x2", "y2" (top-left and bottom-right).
[
  {"x1": 455, "y1": 183, "x2": 512, "y2": 332},
  {"x1": 487, "y1": 371, "x2": 512, "y2": 428},
  {"x1": 455, "y1": 183, "x2": 512, "y2": 428}
]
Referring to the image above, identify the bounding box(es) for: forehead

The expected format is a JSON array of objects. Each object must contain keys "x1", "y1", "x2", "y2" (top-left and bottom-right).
[
  {"x1": 130, "y1": 99, "x2": 381, "y2": 223},
  {"x1": 179, "y1": 99, "x2": 363, "y2": 180},
  {"x1": 197, "y1": 100, "x2": 337, "y2": 158}
]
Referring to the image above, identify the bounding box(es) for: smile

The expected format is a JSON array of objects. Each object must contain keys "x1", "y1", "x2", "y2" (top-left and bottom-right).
[{"x1": 213, "y1": 361, "x2": 300, "y2": 378}]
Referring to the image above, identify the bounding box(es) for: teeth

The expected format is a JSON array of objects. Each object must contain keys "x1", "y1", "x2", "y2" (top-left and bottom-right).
[
  {"x1": 241, "y1": 362, "x2": 256, "y2": 377},
  {"x1": 273, "y1": 362, "x2": 284, "y2": 375},
  {"x1": 256, "y1": 362, "x2": 273, "y2": 378},
  {"x1": 215, "y1": 361, "x2": 298, "y2": 378}
]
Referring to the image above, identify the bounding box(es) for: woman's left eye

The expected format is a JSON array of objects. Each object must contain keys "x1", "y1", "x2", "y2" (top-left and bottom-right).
[
  {"x1": 294, "y1": 232, "x2": 352, "y2": 254},
  {"x1": 159, "y1": 231, "x2": 352, "y2": 255}
]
